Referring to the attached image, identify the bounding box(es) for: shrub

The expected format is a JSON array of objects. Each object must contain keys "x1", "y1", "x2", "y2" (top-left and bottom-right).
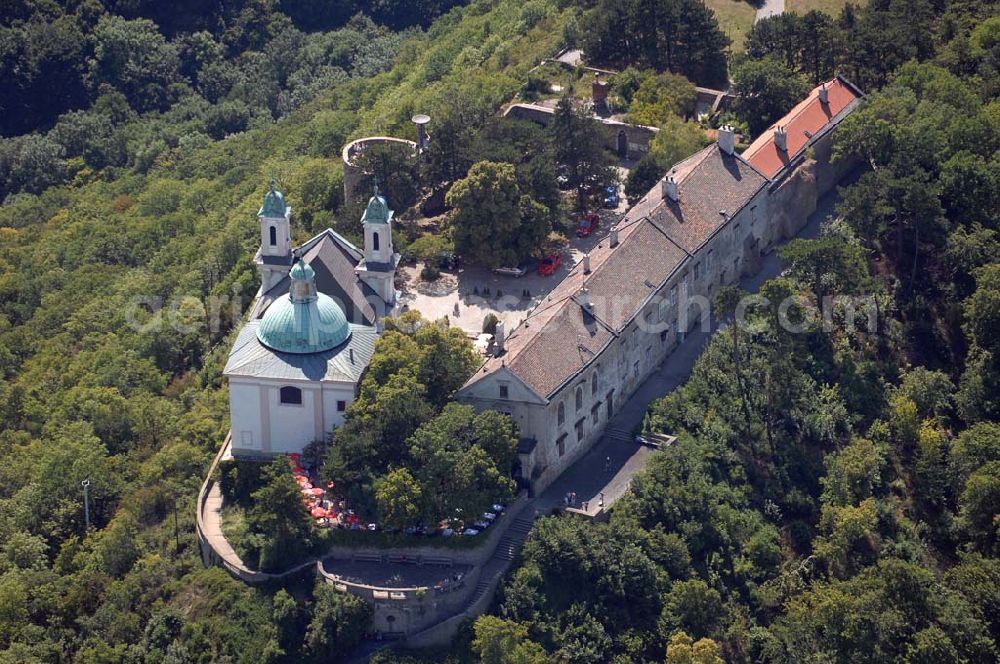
[{"x1": 421, "y1": 264, "x2": 441, "y2": 281}]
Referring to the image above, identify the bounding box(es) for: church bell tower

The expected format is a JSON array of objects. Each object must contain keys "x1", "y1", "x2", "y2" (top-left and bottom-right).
[
  {"x1": 255, "y1": 181, "x2": 292, "y2": 293},
  {"x1": 355, "y1": 186, "x2": 400, "y2": 311}
]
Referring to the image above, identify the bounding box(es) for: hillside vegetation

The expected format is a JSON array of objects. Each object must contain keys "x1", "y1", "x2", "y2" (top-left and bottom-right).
[
  {"x1": 0, "y1": 1, "x2": 586, "y2": 660},
  {"x1": 0, "y1": 0, "x2": 998, "y2": 662}
]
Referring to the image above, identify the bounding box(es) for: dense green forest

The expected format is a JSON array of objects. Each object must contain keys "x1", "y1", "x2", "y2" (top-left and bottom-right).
[{"x1": 0, "y1": 0, "x2": 998, "y2": 662}]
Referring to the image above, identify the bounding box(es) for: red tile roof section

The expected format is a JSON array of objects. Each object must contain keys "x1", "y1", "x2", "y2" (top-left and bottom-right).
[{"x1": 742, "y1": 77, "x2": 863, "y2": 180}]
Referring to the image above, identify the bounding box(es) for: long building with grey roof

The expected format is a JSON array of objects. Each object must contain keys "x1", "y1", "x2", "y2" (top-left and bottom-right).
[{"x1": 457, "y1": 77, "x2": 863, "y2": 492}]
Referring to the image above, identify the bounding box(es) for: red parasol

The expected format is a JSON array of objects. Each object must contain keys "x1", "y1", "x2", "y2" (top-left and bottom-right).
[
  {"x1": 308, "y1": 487, "x2": 325, "y2": 497},
  {"x1": 311, "y1": 506, "x2": 327, "y2": 518},
  {"x1": 301, "y1": 486, "x2": 314, "y2": 495}
]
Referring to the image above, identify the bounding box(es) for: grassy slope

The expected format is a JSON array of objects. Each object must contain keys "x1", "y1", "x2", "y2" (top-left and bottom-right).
[
  {"x1": 705, "y1": 0, "x2": 758, "y2": 53},
  {"x1": 786, "y1": 0, "x2": 855, "y2": 15}
]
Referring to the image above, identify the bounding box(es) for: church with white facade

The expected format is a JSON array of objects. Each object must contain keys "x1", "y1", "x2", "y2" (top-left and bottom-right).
[{"x1": 224, "y1": 184, "x2": 399, "y2": 456}]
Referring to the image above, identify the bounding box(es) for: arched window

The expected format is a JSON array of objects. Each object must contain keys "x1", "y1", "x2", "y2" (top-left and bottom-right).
[
  {"x1": 557, "y1": 402, "x2": 565, "y2": 426},
  {"x1": 269, "y1": 226, "x2": 277, "y2": 246},
  {"x1": 591, "y1": 372, "x2": 598, "y2": 396},
  {"x1": 279, "y1": 386, "x2": 302, "y2": 405},
  {"x1": 575, "y1": 386, "x2": 583, "y2": 412},
  {"x1": 372, "y1": 231, "x2": 380, "y2": 252}
]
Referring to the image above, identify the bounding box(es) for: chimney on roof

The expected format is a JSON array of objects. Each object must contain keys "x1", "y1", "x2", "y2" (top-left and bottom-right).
[
  {"x1": 818, "y1": 83, "x2": 829, "y2": 105},
  {"x1": 578, "y1": 285, "x2": 591, "y2": 309},
  {"x1": 582, "y1": 253, "x2": 591, "y2": 274},
  {"x1": 609, "y1": 226, "x2": 619, "y2": 247},
  {"x1": 718, "y1": 125, "x2": 735, "y2": 155},
  {"x1": 494, "y1": 320, "x2": 505, "y2": 355},
  {"x1": 774, "y1": 126, "x2": 788, "y2": 152},
  {"x1": 661, "y1": 173, "x2": 679, "y2": 202}
]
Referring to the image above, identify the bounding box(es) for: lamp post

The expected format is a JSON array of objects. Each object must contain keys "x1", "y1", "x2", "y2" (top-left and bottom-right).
[{"x1": 81, "y1": 479, "x2": 91, "y2": 532}]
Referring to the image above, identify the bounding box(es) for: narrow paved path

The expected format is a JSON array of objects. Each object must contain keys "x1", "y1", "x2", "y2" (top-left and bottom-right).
[
  {"x1": 756, "y1": 0, "x2": 785, "y2": 22},
  {"x1": 202, "y1": 481, "x2": 244, "y2": 567}
]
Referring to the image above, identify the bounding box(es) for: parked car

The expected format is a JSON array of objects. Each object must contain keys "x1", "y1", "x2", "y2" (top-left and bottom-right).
[
  {"x1": 493, "y1": 265, "x2": 527, "y2": 277},
  {"x1": 538, "y1": 253, "x2": 563, "y2": 276},
  {"x1": 576, "y1": 213, "x2": 600, "y2": 238},
  {"x1": 603, "y1": 185, "x2": 619, "y2": 209}
]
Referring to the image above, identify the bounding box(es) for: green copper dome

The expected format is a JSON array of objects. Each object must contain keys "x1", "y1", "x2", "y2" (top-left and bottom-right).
[
  {"x1": 257, "y1": 259, "x2": 351, "y2": 354},
  {"x1": 361, "y1": 187, "x2": 392, "y2": 225},
  {"x1": 260, "y1": 185, "x2": 288, "y2": 218}
]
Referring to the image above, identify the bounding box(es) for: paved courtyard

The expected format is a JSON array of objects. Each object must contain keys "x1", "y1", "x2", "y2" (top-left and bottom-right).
[{"x1": 397, "y1": 206, "x2": 626, "y2": 336}]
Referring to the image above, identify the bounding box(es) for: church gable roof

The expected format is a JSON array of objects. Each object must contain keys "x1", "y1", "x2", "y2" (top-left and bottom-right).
[{"x1": 258, "y1": 229, "x2": 379, "y2": 325}]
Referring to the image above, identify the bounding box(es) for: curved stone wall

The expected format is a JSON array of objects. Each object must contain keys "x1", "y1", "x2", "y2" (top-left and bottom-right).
[{"x1": 341, "y1": 136, "x2": 418, "y2": 203}]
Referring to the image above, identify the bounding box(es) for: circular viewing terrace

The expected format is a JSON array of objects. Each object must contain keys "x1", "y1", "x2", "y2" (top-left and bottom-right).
[{"x1": 341, "y1": 136, "x2": 418, "y2": 202}]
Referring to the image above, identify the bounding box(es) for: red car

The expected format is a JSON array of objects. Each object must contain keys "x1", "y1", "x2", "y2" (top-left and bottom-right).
[
  {"x1": 576, "y1": 213, "x2": 600, "y2": 238},
  {"x1": 538, "y1": 253, "x2": 563, "y2": 276}
]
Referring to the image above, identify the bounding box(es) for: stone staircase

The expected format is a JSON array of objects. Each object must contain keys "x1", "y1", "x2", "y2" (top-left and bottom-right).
[
  {"x1": 469, "y1": 514, "x2": 535, "y2": 603},
  {"x1": 603, "y1": 425, "x2": 634, "y2": 443}
]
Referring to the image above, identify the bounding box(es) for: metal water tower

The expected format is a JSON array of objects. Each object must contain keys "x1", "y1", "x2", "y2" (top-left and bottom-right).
[{"x1": 412, "y1": 114, "x2": 431, "y2": 153}]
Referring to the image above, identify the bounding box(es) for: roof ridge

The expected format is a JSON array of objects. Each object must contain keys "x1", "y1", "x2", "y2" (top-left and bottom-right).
[{"x1": 644, "y1": 210, "x2": 695, "y2": 257}]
